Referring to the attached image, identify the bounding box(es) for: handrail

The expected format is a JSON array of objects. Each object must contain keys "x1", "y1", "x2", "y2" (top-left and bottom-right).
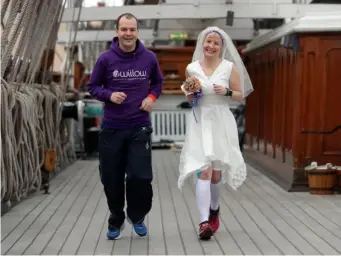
[{"x1": 301, "y1": 125, "x2": 341, "y2": 134}]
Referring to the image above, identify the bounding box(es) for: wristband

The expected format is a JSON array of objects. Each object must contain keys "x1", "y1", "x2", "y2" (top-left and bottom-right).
[
  {"x1": 148, "y1": 94, "x2": 157, "y2": 102},
  {"x1": 225, "y1": 88, "x2": 233, "y2": 97}
]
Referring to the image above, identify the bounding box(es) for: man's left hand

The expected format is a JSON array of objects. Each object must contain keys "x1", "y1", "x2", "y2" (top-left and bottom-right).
[{"x1": 140, "y1": 97, "x2": 154, "y2": 112}]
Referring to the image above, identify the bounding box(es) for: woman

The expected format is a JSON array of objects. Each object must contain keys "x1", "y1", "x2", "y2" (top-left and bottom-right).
[{"x1": 178, "y1": 27, "x2": 253, "y2": 240}]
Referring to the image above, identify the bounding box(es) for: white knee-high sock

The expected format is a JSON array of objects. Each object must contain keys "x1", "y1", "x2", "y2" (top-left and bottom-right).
[
  {"x1": 196, "y1": 179, "x2": 211, "y2": 223},
  {"x1": 210, "y1": 182, "x2": 220, "y2": 210}
]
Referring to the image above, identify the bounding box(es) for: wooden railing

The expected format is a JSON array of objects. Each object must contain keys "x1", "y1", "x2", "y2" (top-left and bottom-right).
[
  {"x1": 244, "y1": 33, "x2": 341, "y2": 189},
  {"x1": 245, "y1": 44, "x2": 298, "y2": 165}
]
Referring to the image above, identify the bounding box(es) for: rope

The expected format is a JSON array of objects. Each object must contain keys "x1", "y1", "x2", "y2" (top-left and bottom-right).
[
  {"x1": 62, "y1": 0, "x2": 84, "y2": 91},
  {"x1": 0, "y1": 0, "x2": 80, "y2": 206},
  {"x1": 1, "y1": 79, "x2": 67, "y2": 203}
]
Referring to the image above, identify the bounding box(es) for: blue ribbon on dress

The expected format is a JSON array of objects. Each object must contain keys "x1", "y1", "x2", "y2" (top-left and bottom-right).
[{"x1": 191, "y1": 90, "x2": 203, "y2": 123}]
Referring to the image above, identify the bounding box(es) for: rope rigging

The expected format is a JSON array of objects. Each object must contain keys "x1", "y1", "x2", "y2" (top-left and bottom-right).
[{"x1": 1, "y1": 0, "x2": 83, "y2": 206}]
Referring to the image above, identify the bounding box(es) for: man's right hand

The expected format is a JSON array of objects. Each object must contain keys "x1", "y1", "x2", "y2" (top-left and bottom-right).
[{"x1": 110, "y1": 92, "x2": 127, "y2": 104}]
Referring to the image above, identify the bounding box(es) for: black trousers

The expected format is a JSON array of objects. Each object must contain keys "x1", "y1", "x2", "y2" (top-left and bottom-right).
[{"x1": 98, "y1": 126, "x2": 153, "y2": 229}]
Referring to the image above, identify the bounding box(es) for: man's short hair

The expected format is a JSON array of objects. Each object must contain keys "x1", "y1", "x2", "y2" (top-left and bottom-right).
[{"x1": 116, "y1": 13, "x2": 139, "y2": 29}]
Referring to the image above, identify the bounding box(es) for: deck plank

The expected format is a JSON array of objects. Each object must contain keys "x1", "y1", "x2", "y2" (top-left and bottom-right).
[
  {"x1": 1, "y1": 161, "x2": 85, "y2": 240},
  {"x1": 247, "y1": 165, "x2": 340, "y2": 255},
  {"x1": 147, "y1": 158, "x2": 167, "y2": 255},
  {"x1": 153, "y1": 153, "x2": 187, "y2": 255},
  {"x1": 93, "y1": 210, "x2": 113, "y2": 255},
  {"x1": 58, "y1": 178, "x2": 103, "y2": 255},
  {"x1": 40, "y1": 162, "x2": 99, "y2": 255},
  {"x1": 240, "y1": 179, "x2": 320, "y2": 254},
  {"x1": 2, "y1": 161, "x2": 91, "y2": 255},
  {"x1": 76, "y1": 192, "x2": 107, "y2": 255},
  {"x1": 1, "y1": 151, "x2": 341, "y2": 255}
]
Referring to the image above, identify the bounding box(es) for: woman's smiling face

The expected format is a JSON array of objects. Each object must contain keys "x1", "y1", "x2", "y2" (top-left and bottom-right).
[{"x1": 203, "y1": 32, "x2": 223, "y2": 58}]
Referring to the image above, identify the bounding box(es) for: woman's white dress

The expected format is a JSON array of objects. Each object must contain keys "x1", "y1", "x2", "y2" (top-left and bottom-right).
[{"x1": 178, "y1": 59, "x2": 246, "y2": 190}]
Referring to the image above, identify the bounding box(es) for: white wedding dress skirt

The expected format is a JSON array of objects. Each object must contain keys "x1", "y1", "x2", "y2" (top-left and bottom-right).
[{"x1": 178, "y1": 60, "x2": 247, "y2": 190}]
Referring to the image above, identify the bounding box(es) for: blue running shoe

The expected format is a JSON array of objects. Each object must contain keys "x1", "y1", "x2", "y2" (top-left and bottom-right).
[
  {"x1": 107, "y1": 223, "x2": 124, "y2": 240},
  {"x1": 133, "y1": 222, "x2": 147, "y2": 237}
]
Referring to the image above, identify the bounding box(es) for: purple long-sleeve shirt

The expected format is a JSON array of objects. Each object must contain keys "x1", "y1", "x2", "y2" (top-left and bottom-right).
[{"x1": 87, "y1": 37, "x2": 163, "y2": 129}]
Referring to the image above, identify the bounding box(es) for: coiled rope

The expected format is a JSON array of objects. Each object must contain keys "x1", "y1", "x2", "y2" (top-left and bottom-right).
[{"x1": 1, "y1": 0, "x2": 81, "y2": 205}]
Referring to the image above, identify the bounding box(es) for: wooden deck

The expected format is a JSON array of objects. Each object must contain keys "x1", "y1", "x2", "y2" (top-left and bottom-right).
[{"x1": 2, "y1": 150, "x2": 341, "y2": 255}]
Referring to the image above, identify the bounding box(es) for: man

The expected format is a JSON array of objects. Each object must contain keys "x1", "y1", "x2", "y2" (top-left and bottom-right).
[{"x1": 87, "y1": 13, "x2": 163, "y2": 240}]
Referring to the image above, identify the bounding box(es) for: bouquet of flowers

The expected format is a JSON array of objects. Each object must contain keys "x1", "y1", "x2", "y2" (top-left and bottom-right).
[
  {"x1": 181, "y1": 76, "x2": 203, "y2": 123},
  {"x1": 181, "y1": 76, "x2": 202, "y2": 95}
]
